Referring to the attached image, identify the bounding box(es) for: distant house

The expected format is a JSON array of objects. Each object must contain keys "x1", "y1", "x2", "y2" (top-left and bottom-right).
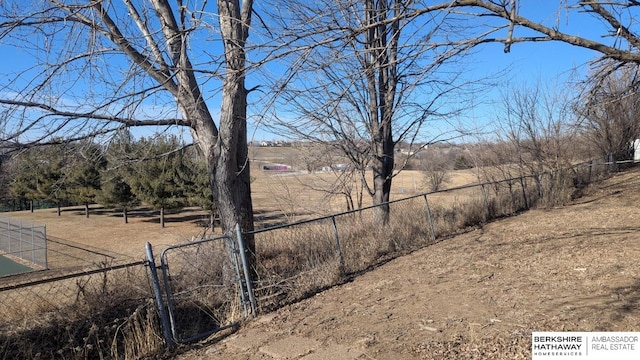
[{"x1": 260, "y1": 140, "x2": 292, "y2": 147}]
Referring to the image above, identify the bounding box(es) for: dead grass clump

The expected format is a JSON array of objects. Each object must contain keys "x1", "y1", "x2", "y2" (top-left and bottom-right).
[
  {"x1": 254, "y1": 222, "x2": 343, "y2": 311},
  {"x1": 256, "y1": 261, "x2": 343, "y2": 313},
  {"x1": 0, "y1": 297, "x2": 164, "y2": 360},
  {"x1": 0, "y1": 264, "x2": 165, "y2": 360},
  {"x1": 255, "y1": 221, "x2": 337, "y2": 276},
  {"x1": 338, "y1": 217, "x2": 390, "y2": 273},
  {"x1": 387, "y1": 198, "x2": 434, "y2": 251},
  {"x1": 112, "y1": 303, "x2": 165, "y2": 360},
  {"x1": 429, "y1": 196, "x2": 486, "y2": 237}
]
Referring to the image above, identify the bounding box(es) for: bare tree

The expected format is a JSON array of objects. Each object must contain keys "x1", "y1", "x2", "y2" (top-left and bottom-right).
[
  {"x1": 443, "y1": 1, "x2": 640, "y2": 64},
  {"x1": 267, "y1": 0, "x2": 484, "y2": 223},
  {"x1": 0, "y1": 1, "x2": 257, "y2": 277},
  {"x1": 419, "y1": 148, "x2": 453, "y2": 192},
  {"x1": 574, "y1": 61, "x2": 640, "y2": 164},
  {"x1": 496, "y1": 80, "x2": 579, "y2": 205}
]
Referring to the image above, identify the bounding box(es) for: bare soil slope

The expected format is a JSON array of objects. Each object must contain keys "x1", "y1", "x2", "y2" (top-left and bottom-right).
[{"x1": 177, "y1": 169, "x2": 640, "y2": 359}]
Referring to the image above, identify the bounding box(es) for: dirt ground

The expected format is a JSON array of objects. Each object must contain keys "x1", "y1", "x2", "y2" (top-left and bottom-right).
[{"x1": 173, "y1": 169, "x2": 640, "y2": 359}]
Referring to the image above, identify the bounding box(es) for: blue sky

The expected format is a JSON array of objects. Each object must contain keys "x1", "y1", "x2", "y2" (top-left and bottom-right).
[
  {"x1": 437, "y1": 2, "x2": 614, "y2": 143},
  {"x1": 248, "y1": 3, "x2": 613, "y2": 142},
  {"x1": 453, "y1": 38, "x2": 599, "y2": 140},
  {"x1": 0, "y1": 2, "x2": 619, "y2": 144}
]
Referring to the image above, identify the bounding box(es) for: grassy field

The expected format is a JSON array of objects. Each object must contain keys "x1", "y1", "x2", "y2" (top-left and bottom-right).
[{"x1": 2, "y1": 149, "x2": 478, "y2": 270}]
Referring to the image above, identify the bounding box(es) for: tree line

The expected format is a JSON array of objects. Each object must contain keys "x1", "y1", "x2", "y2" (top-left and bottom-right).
[{"x1": 0, "y1": 132, "x2": 215, "y2": 228}]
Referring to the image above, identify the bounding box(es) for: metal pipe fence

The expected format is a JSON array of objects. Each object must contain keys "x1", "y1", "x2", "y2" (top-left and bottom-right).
[
  {"x1": 148, "y1": 234, "x2": 252, "y2": 344},
  {"x1": 0, "y1": 215, "x2": 47, "y2": 270}
]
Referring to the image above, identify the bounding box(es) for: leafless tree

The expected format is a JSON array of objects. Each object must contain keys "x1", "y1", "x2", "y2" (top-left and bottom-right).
[
  {"x1": 440, "y1": 1, "x2": 640, "y2": 200},
  {"x1": 443, "y1": 1, "x2": 640, "y2": 64},
  {"x1": 574, "y1": 61, "x2": 640, "y2": 164},
  {"x1": 496, "y1": 80, "x2": 579, "y2": 205},
  {"x1": 419, "y1": 148, "x2": 454, "y2": 192},
  {"x1": 0, "y1": 0, "x2": 257, "y2": 277},
  {"x1": 266, "y1": 0, "x2": 486, "y2": 223}
]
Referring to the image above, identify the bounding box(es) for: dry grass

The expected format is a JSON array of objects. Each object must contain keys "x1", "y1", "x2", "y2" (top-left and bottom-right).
[
  {"x1": 0, "y1": 264, "x2": 163, "y2": 360},
  {"x1": 0, "y1": 155, "x2": 609, "y2": 359},
  {"x1": 176, "y1": 166, "x2": 640, "y2": 359}
]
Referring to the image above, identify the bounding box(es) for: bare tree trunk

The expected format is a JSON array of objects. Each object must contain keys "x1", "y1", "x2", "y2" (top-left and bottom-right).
[
  {"x1": 214, "y1": 0, "x2": 256, "y2": 283},
  {"x1": 365, "y1": 0, "x2": 398, "y2": 225},
  {"x1": 371, "y1": 139, "x2": 394, "y2": 224}
]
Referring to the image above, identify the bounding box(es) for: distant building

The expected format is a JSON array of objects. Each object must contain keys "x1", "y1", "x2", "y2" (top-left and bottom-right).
[
  {"x1": 262, "y1": 164, "x2": 292, "y2": 171},
  {"x1": 321, "y1": 164, "x2": 352, "y2": 172}
]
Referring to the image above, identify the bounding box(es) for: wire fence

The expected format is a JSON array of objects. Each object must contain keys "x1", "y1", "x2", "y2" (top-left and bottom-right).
[
  {"x1": 0, "y1": 159, "x2": 622, "y2": 358},
  {"x1": 247, "y1": 159, "x2": 614, "y2": 312},
  {"x1": 0, "y1": 215, "x2": 47, "y2": 270},
  {"x1": 147, "y1": 235, "x2": 253, "y2": 344},
  {"x1": 0, "y1": 261, "x2": 155, "y2": 359}
]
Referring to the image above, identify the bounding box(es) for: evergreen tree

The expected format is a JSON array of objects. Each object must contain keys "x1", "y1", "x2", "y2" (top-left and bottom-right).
[
  {"x1": 9, "y1": 146, "x2": 68, "y2": 212},
  {"x1": 98, "y1": 173, "x2": 139, "y2": 223},
  {"x1": 126, "y1": 135, "x2": 187, "y2": 228},
  {"x1": 65, "y1": 142, "x2": 106, "y2": 218},
  {"x1": 98, "y1": 130, "x2": 139, "y2": 223},
  {"x1": 9, "y1": 152, "x2": 39, "y2": 212},
  {"x1": 177, "y1": 153, "x2": 217, "y2": 229}
]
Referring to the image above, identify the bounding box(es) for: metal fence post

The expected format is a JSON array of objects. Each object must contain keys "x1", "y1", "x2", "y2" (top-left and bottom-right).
[
  {"x1": 422, "y1": 195, "x2": 437, "y2": 243},
  {"x1": 44, "y1": 225, "x2": 48, "y2": 269},
  {"x1": 19, "y1": 220, "x2": 23, "y2": 257},
  {"x1": 8, "y1": 217, "x2": 11, "y2": 254},
  {"x1": 330, "y1": 216, "x2": 345, "y2": 274},
  {"x1": 145, "y1": 242, "x2": 173, "y2": 349},
  {"x1": 235, "y1": 224, "x2": 257, "y2": 316},
  {"x1": 31, "y1": 227, "x2": 35, "y2": 264}
]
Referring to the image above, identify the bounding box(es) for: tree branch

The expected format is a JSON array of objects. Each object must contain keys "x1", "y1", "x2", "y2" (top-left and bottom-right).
[{"x1": 0, "y1": 98, "x2": 190, "y2": 127}]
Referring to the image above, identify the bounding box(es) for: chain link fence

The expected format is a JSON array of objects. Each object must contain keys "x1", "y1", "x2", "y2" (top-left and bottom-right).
[
  {"x1": 148, "y1": 235, "x2": 252, "y2": 344},
  {"x1": 0, "y1": 160, "x2": 622, "y2": 358},
  {"x1": 249, "y1": 161, "x2": 614, "y2": 313},
  {"x1": 0, "y1": 261, "x2": 156, "y2": 359},
  {"x1": 0, "y1": 215, "x2": 47, "y2": 270}
]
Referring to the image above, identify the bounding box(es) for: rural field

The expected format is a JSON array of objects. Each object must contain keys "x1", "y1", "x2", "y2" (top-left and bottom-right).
[{"x1": 170, "y1": 168, "x2": 640, "y2": 359}]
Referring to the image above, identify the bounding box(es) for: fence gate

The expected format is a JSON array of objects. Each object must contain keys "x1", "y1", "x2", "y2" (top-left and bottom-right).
[{"x1": 146, "y1": 234, "x2": 251, "y2": 345}]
